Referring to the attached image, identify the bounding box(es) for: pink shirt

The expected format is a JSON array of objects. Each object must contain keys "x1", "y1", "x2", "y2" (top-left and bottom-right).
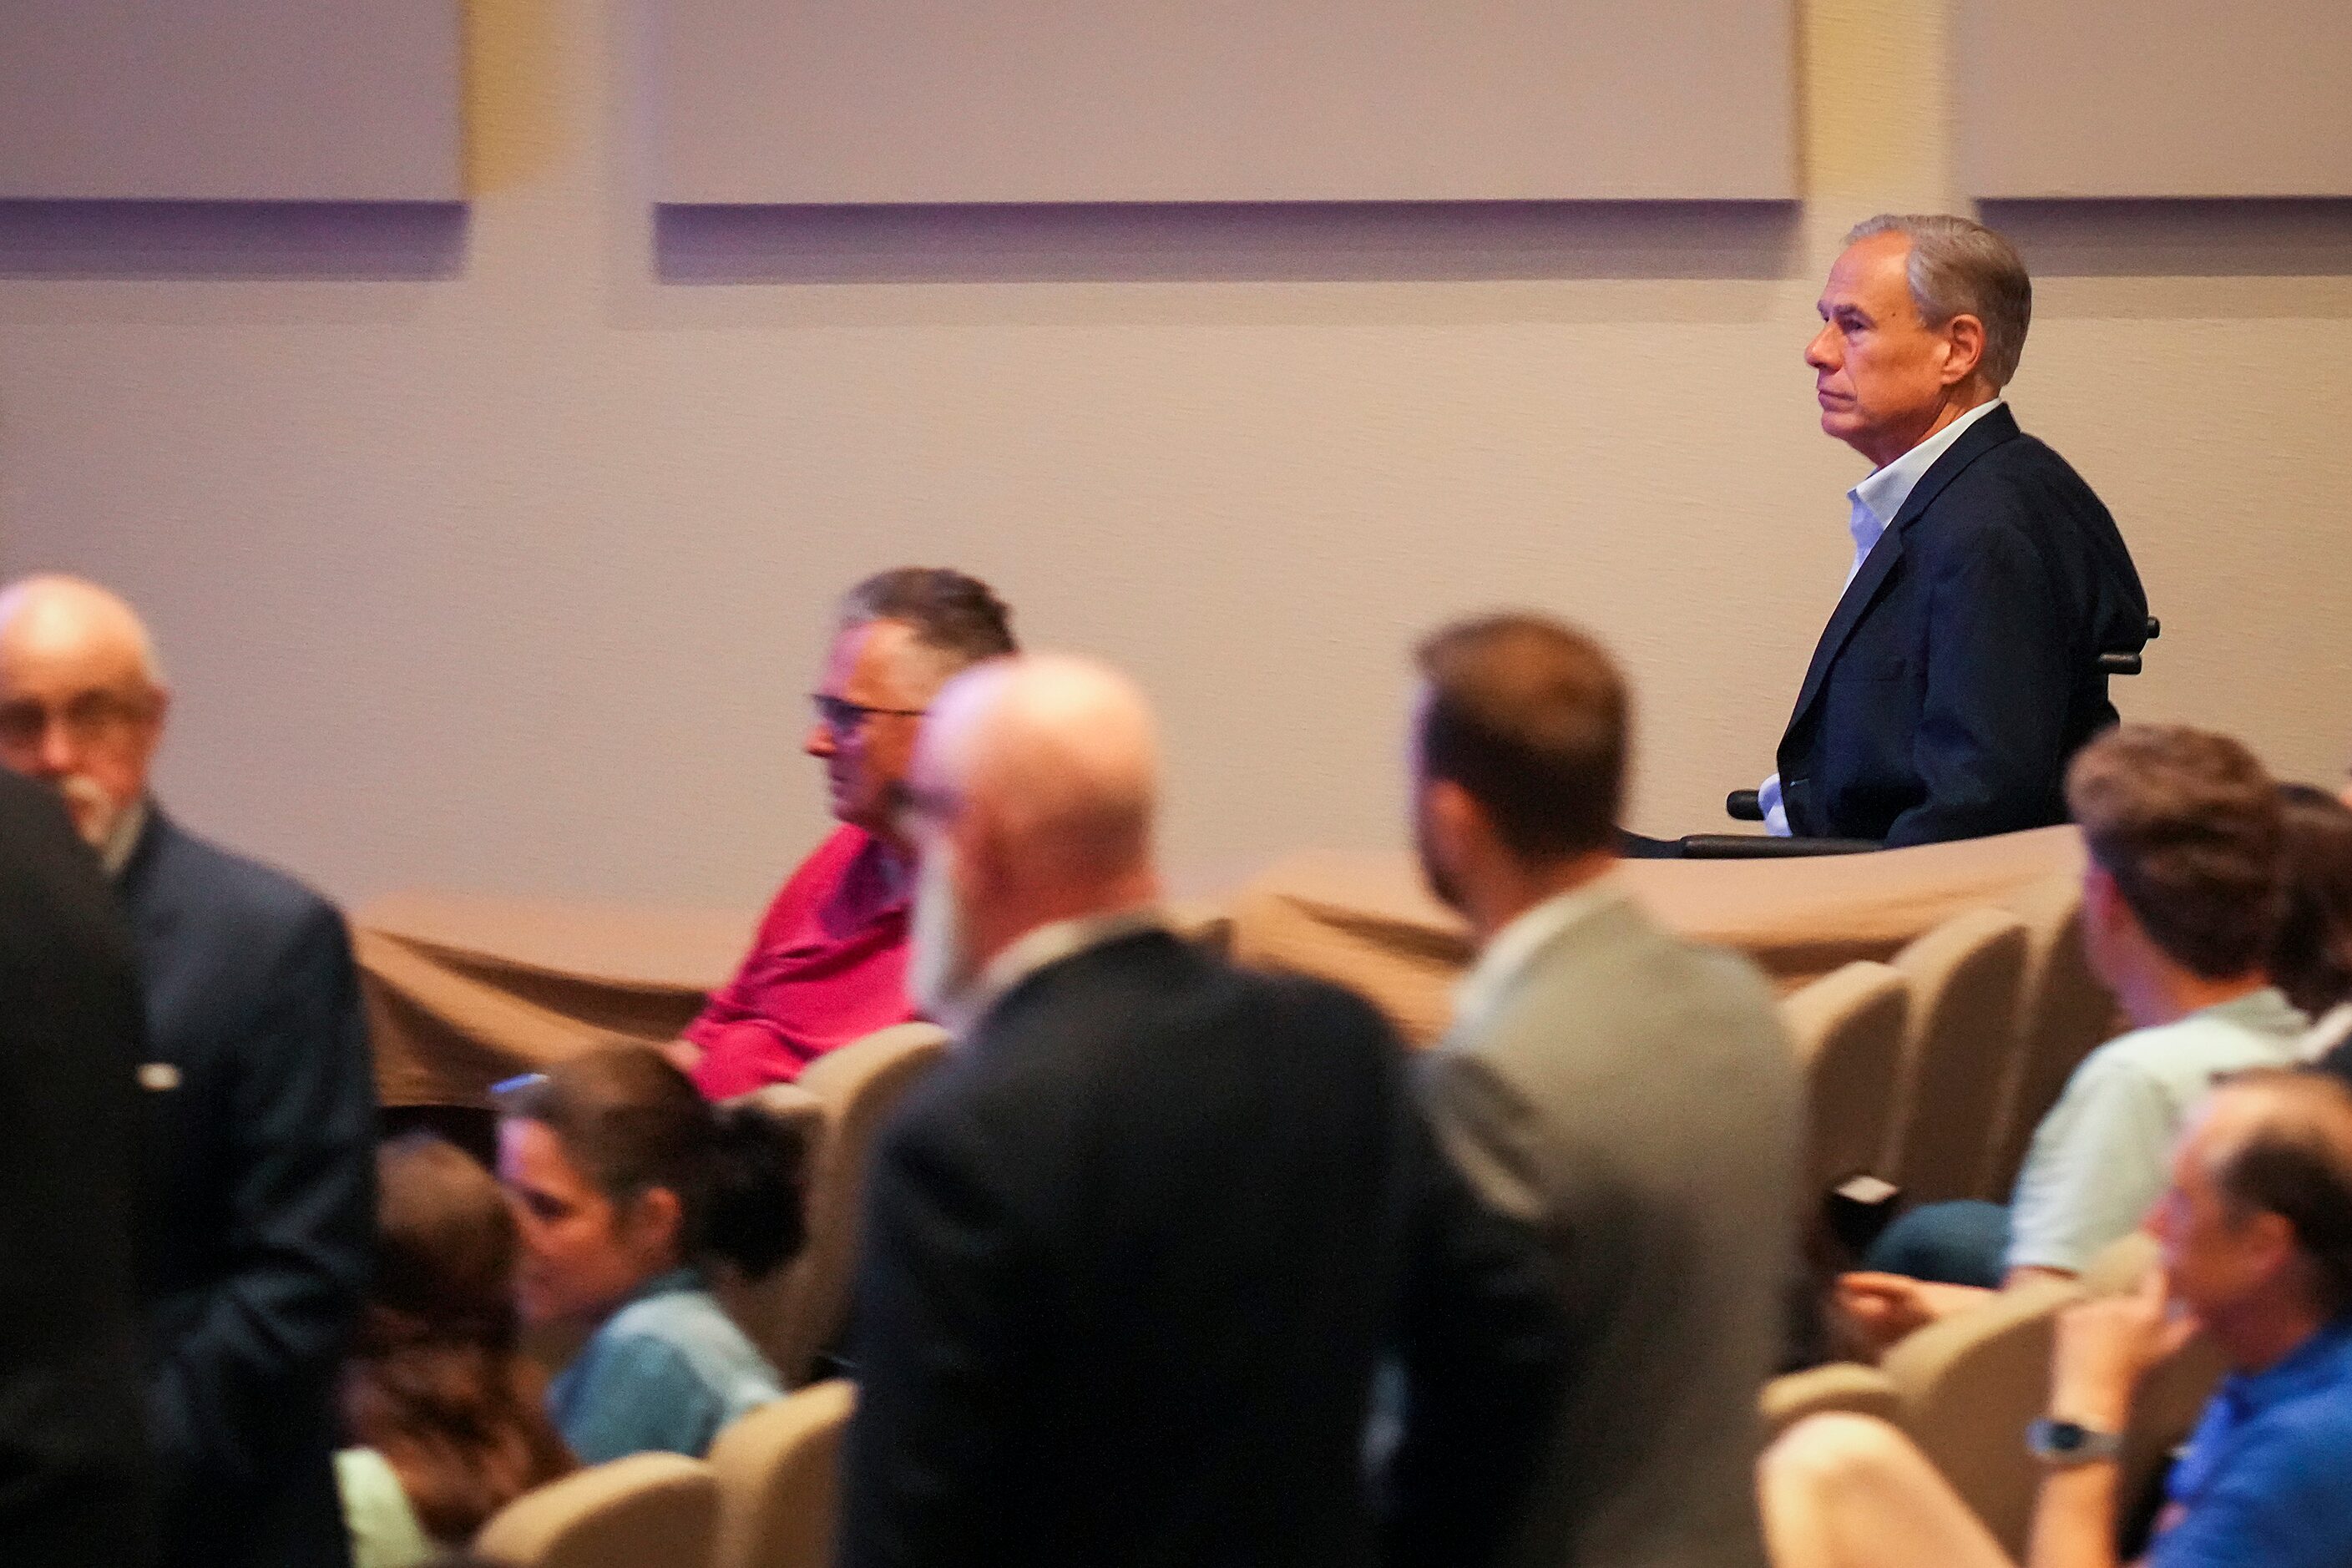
[{"x1": 687, "y1": 826, "x2": 916, "y2": 1098}]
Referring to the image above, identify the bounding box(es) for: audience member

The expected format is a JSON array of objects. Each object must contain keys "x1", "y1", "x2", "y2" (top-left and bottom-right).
[
  {"x1": 0, "y1": 768, "x2": 153, "y2": 1568},
  {"x1": 1754, "y1": 214, "x2": 2145, "y2": 847},
  {"x1": 493, "y1": 1044, "x2": 807, "y2": 1463},
  {"x1": 338, "y1": 1135, "x2": 574, "y2": 1568},
  {"x1": 1763, "y1": 1068, "x2": 2352, "y2": 1568},
  {"x1": 839, "y1": 653, "x2": 1570, "y2": 1568},
  {"x1": 672, "y1": 567, "x2": 1016, "y2": 1097},
  {"x1": 1848, "y1": 725, "x2": 2304, "y2": 1343},
  {"x1": 2269, "y1": 785, "x2": 2352, "y2": 1067},
  {"x1": 1410, "y1": 614, "x2": 1802, "y2": 1568},
  {"x1": 0, "y1": 574, "x2": 376, "y2": 1568}
]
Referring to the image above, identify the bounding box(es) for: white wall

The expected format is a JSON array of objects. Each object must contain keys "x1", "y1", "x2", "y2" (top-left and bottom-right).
[{"x1": 3, "y1": 0, "x2": 2348, "y2": 912}]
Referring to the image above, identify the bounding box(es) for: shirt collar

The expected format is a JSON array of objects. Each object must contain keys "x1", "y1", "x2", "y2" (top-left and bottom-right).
[
  {"x1": 2219, "y1": 1318, "x2": 2352, "y2": 1418},
  {"x1": 2188, "y1": 985, "x2": 2308, "y2": 1036},
  {"x1": 945, "y1": 906, "x2": 1169, "y2": 1038},
  {"x1": 1450, "y1": 875, "x2": 1625, "y2": 1037},
  {"x1": 100, "y1": 796, "x2": 149, "y2": 881},
  {"x1": 1847, "y1": 397, "x2": 2006, "y2": 564}
]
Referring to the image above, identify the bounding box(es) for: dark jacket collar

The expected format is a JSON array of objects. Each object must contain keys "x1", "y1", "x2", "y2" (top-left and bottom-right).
[{"x1": 1783, "y1": 404, "x2": 2022, "y2": 736}]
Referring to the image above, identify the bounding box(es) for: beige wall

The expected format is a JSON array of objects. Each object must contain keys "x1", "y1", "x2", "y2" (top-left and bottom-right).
[{"x1": 2, "y1": 0, "x2": 2347, "y2": 910}]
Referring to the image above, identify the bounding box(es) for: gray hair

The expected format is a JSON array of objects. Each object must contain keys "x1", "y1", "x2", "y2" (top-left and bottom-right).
[
  {"x1": 1844, "y1": 214, "x2": 2033, "y2": 389},
  {"x1": 835, "y1": 566, "x2": 1017, "y2": 689}
]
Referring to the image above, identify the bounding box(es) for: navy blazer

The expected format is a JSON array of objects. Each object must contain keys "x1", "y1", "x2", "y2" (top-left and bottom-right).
[
  {"x1": 1776, "y1": 405, "x2": 2147, "y2": 846},
  {"x1": 839, "y1": 929, "x2": 1569, "y2": 1568},
  {"x1": 0, "y1": 773, "x2": 153, "y2": 1568},
  {"x1": 120, "y1": 808, "x2": 376, "y2": 1568}
]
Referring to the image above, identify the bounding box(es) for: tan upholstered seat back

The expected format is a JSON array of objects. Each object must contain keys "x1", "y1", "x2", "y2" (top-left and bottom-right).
[
  {"x1": 1881, "y1": 1277, "x2": 2081, "y2": 1556},
  {"x1": 706, "y1": 1378, "x2": 857, "y2": 1568},
  {"x1": 716, "y1": 1023, "x2": 949, "y2": 1385},
  {"x1": 1982, "y1": 874, "x2": 2122, "y2": 1201},
  {"x1": 474, "y1": 1452, "x2": 717, "y2": 1568},
  {"x1": 1780, "y1": 961, "x2": 1910, "y2": 1200},
  {"x1": 1758, "y1": 1362, "x2": 1902, "y2": 1441},
  {"x1": 1884, "y1": 909, "x2": 2030, "y2": 1205}
]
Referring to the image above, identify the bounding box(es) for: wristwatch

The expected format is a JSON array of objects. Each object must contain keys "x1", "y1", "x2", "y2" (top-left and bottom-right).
[{"x1": 2026, "y1": 1417, "x2": 2125, "y2": 1467}]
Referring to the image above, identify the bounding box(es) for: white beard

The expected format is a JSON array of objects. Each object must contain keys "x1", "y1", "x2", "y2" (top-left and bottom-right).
[
  {"x1": 907, "y1": 842, "x2": 981, "y2": 1035},
  {"x1": 56, "y1": 774, "x2": 126, "y2": 851}
]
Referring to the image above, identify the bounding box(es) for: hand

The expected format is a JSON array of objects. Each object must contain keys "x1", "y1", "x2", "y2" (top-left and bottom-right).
[
  {"x1": 1834, "y1": 1272, "x2": 1995, "y2": 1357},
  {"x1": 2049, "y1": 1265, "x2": 2200, "y2": 1430},
  {"x1": 660, "y1": 1037, "x2": 704, "y2": 1075}
]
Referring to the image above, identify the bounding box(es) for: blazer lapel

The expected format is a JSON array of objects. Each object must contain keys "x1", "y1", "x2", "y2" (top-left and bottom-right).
[{"x1": 1781, "y1": 406, "x2": 2022, "y2": 736}]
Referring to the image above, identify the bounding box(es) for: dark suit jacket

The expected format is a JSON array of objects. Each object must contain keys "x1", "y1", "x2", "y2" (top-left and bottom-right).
[
  {"x1": 838, "y1": 928, "x2": 1569, "y2": 1568},
  {"x1": 0, "y1": 773, "x2": 153, "y2": 1568},
  {"x1": 1776, "y1": 405, "x2": 2147, "y2": 846},
  {"x1": 120, "y1": 807, "x2": 375, "y2": 1568}
]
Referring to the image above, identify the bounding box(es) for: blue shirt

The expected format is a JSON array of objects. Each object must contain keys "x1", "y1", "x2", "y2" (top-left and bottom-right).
[
  {"x1": 548, "y1": 1268, "x2": 786, "y2": 1463},
  {"x1": 2154, "y1": 1318, "x2": 2352, "y2": 1567}
]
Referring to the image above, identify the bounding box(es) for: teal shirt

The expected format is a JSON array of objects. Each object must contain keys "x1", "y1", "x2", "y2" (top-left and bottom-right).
[
  {"x1": 2007, "y1": 988, "x2": 2306, "y2": 1273},
  {"x1": 548, "y1": 1268, "x2": 786, "y2": 1463}
]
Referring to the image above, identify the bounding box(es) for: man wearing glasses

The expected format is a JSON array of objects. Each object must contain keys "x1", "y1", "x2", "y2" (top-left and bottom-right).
[
  {"x1": 0, "y1": 574, "x2": 373, "y2": 1568},
  {"x1": 670, "y1": 567, "x2": 1017, "y2": 1098}
]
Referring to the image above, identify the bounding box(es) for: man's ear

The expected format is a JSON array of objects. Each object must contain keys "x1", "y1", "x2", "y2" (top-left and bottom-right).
[
  {"x1": 1940, "y1": 314, "x2": 1988, "y2": 387},
  {"x1": 1424, "y1": 777, "x2": 1488, "y2": 866}
]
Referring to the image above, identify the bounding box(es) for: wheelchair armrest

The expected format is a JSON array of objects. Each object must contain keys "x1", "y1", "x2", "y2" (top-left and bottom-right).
[
  {"x1": 1725, "y1": 789, "x2": 1764, "y2": 822},
  {"x1": 1677, "y1": 834, "x2": 1883, "y2": 859}
]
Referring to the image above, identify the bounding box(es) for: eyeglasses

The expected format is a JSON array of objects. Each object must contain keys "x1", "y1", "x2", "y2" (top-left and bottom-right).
[
  {"x1": 811, "y1": 694, "x2": 927, "y2": 738},
  {"x1": 0, "y1": 690, "x2": 157, "y2": 752}
]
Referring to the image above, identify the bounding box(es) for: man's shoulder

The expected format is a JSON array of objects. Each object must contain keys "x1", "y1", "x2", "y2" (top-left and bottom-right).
[
  {"x1": 1469, "y1": 904, "x2": 1787, "y2": 1070},
  {"x1": 134, "y1": 812, "x2": 341, "y2": 933}
]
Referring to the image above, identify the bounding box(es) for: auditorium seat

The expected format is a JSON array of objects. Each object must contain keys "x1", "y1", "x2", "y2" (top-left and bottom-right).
[
  {"x1": 1882, "y1": 910, "x2": 2030, "y2": 1206},
  {"x1": 474, "y1": 1452, "x2": 717, "y2": 1568},
  {"x1": 715, "y1": 1022, "x2": 950, "y2": 1384},
  {"x1": 1759, "y1": 1361, "x2": 1902, "y2": 1441},
  {"x1": 1780, "y1": 962, "x2": 1910, "y2": 1203},
  {"x1": 1979, "y1": 874, "x2": 2120, "y2": 1201},
  {"x1": 706, "y1": 1379, "x2": 857, "y2": 1568},
  {"x1": 1877, "y1": 1276, "x2": 2081, "y2": 1555}
]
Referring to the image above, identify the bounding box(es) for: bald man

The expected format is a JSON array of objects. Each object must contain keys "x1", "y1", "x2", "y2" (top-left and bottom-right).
[
  {"x1": 0, "y1": 576, "x2": 374, "y2": 1568},
  {"x1": 839, "y1": 655, "x2": 1571, "y2": 1568},
  {"x1": 1763, "y1": 1069, "x2": 2352, "y2": 1568}
]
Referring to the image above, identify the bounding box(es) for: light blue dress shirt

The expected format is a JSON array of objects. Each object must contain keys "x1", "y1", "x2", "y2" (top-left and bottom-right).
[
  {"x1": 547, "y1": 1267, "x2": 786, "y2": 1463},
  {"x1": 1758, "y1": 399, "x2": 2009, "y2": 835}
]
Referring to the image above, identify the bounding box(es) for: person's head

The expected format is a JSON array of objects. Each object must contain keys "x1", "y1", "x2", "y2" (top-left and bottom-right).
[
  {"x1": 896, "y1": 653, "x2": 1160, "y2": 1023},
  {"x1": 1806, "y1": 214, "x2": 2031, "y2": 468},
  {"x1": 345, "y1": 1136, "x2": 574, "y2": 1538},
  {"x1": 2270, "y1": 785, "x2": 2352, "y2": 1019},
  {"x1": 2152, "y1": 1070, "x2": 2352, "y2": 1348},
  {"x1": 1409, "y1": 614, "x2": 1628, "y2": 926},
  {"x1": 807, "y1": 568, "x2": 1016, "y2": 842},
  {"x1": 0, "y1": 574, "x2": 169, "y2": 847},
  {"x1": 493, "y1": 1046, "x2": 808, "y2": 1329},
  {"x1": 2066, "y1": 725, "x2": 2284, "y2": 1000}
]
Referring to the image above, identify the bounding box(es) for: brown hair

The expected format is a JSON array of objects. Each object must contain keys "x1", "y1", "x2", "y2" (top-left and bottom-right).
[
  {"x1": 2270, "y1": 784, "x2": 2352, "y2": 1019},
  {"x1": 1414, "y1": 613, "x2": 1630, "y2": 861},
  {"x1": 2208, "y1": 1070, "x2": 2352, "y2": 1320},
  {"x1": 494, "y1": 1044, "x2": 809, "y2": 1281},
  {"x1": 341, "y1": 1135, "x2": 574, "y2": 1541},
  {"x1": 2066, "y1": 725, "x2": 2284, "y2": 980}
]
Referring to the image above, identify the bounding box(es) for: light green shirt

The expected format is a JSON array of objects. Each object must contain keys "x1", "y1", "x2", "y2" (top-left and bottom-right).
[
  {"x1": 2006, "y1": 987, "x2": 2308, "y2": 1274},
  {"x1": 335, "y1": 1448, "x2": 435, "y2": 1568}
]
